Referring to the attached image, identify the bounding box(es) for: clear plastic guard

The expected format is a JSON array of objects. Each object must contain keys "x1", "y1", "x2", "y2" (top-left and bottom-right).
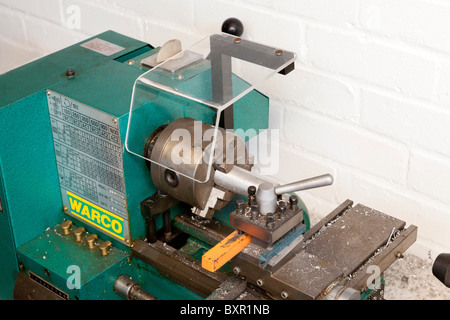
[{"x1": 125, "y1": 33, "x2": 296, "y2": 184}]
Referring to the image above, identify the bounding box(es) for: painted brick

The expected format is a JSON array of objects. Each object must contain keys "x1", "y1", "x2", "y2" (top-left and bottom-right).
[
  {"x1": 306, "y1": 25, "x2": 436, "y2": 100},
  {"x1": 0, "y1": 36, "x2": 46, "y2": 74},
  {"x1": 274, "y1": 0, "x2": 359, "y2": 27},
  {"x1": 0, "y1": 6, "x2": 27, "y2": 44},
  {"x1": 408, "y1": 149, "x2": 450, "y2": 205},
  {"x1": 437, "y1": 62, "x2": 450, "y2": 107},
  {"x1": 23, "y1": 16, "x2": 87, "y2": 53},
  {"x1": 284, "y1": 105, "x2": 409, "y2": 183},
  {"x1": 105, "y1": 0, "x2": 195, "y2": 29},
  {"x1": 360, "y1": 0, "x2": 450, "y2": 54},
  {"x1": 361, "y1": 89, "x2": 450, "y2": 157},
  {"x1": 261, "y1": 68, "x2": 358, "y2": 121},
  {"x1": 0, "y1": 0, "x2": 61, "y2": 24},
  {"x1": 61, "y1": 0, "x2": 143, "y2": 39}
]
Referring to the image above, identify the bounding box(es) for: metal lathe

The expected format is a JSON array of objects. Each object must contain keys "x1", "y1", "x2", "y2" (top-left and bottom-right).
[{"x1": 0, "y1": 26, "x2": 417, "y2": 300}]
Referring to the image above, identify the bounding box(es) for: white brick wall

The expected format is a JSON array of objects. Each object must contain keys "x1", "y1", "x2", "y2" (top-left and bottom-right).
[{"x1": 1, "y1": 0, "x2": 450, "y2": 259}]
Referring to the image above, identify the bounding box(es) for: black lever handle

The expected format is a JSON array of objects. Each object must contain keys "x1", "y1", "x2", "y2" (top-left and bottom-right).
[{"x1": 221, "y1": 17, "x2": 244, "y2": 37}]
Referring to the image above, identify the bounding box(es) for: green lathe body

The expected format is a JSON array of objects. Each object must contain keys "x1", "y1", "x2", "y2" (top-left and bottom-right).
[{"x1": 0, "y1": 31, "x2": 270, "y2": 300}]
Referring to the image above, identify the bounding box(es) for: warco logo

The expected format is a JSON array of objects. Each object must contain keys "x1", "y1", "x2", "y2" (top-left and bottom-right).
[{"x1": 66, "y1": 191, "x2": 124, "y2": 240}]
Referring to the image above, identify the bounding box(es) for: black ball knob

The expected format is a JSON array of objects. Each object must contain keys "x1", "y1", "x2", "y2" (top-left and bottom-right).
[
  {"x1": 221, "y1": 18, "x2": 244, "y2": 37},
  {"x1": 432, "y1": 253, "x2": 450, "y2": 288}
]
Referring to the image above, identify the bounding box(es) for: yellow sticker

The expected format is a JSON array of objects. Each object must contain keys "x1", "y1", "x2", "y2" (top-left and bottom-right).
[{"x1": 66, "y1": 191, "x2": 124, "y2": 240}]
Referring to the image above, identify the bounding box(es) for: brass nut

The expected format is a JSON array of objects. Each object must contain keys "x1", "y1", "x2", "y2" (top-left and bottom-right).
[
  {"x1": 86, "y1": 234, "x2": 98, "y2": 249},
  {"x1": 74, "y1": 227, "x2": 85, "y2": 242},
  {"x1": 99, "y1": 241, "x2": 112, "y2": 256},
  {"x1": 61, "y1": 220, "x2": 72, "y2": 235}
]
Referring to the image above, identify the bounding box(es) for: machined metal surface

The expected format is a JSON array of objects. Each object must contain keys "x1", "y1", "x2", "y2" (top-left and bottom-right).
[
  {"x1": 232, "y1": 202, "x2": 416, "y2": 299},
  {"x1": 132, "y1": 239, "x2": 228, "y2": 297},
  {"x1": 214, "y1": 165, "x2": 268, "y2": 196},
  {"x1": 149, "y1": 118, "x2": 216, "y2": 210},
  {"x1": 147, "y1": 200, "x2": 416, "y2": 300},
  {"x1": 206, "y1": 277, "x2": 248, "y2": 300},
  {"x1": 230, "y1": 202, "x2": 303, "y2": 244},
  {"x1": 114, "y1": 275, "x2": 157, "y2": 300},
  {"x1": 148, "y1": 117, "x2": 251, "y2": 218}
]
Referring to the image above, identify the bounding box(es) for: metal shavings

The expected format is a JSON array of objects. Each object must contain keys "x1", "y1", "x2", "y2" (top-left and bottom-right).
[
  {"x1": 303, "y1": 205, "x2": 353, "y2": 248},
  {"x1": 346, "y1": 227, "x2": 403, "y2": 281}
]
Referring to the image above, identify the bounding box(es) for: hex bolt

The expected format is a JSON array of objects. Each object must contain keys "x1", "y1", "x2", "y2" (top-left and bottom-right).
[
  {"x1": 278, "y1": 201, "x2": 287, "y2": 216},
  {"x1": 289, "y1": 195, "x2": 298, "y2": 210},
  {"x1": 266, "y1": 213, "x2": 275, "y2": 229},
  {"x1": 250, "y1": 203, "x2": 259, "y2": 220},
  {"x1": 235, "y1": 199, "x2": 245, "y2": 214},
  {"x1": 65, "y1": 69, "x2": 76, "y2": 78}
]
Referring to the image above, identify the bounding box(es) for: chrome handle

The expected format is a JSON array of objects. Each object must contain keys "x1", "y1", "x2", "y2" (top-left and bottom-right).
[{"x1": 274, "y1": 174, "x2": 334, "y2": 195}]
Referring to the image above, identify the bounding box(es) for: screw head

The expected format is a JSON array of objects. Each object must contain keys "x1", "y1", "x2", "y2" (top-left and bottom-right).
[
  {"x1": 256, "y1": 279, "x2": 264, "y2": 287},
  {"x1": 281, "y1": 291, "x2": 289, "y2": 299},
  {"x1": 234, "y1": 37, "x2": 242, "y2": 44},
  {"x1": 274, "y1": 49, "x2": 283, "y2": 56},
  {"x1": 65, "y1": 69, "x2": 76, "y2": 78},
  {"x1": 233, "y1": 267, "x2": 241, "y2": 275},
  {"x1": 61, "y1": 220, "x2": 72, "y2": 235}
]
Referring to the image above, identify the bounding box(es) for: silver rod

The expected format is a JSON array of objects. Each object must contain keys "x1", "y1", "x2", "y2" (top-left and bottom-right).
[
  {"x1": 274, "y1": 174, "x2": 334, "y2": 195},
  {"x1": 214, "y1": 165, "x2": 268, "y2": 196}
]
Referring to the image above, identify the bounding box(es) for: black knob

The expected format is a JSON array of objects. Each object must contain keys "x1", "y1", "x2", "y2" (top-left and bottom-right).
[
  {"x1": 432, "y1": 253, "x2": 450, "y2": 288},
  {"x1": 221, "y1": 18, "x2": 244, "y2": 37}
]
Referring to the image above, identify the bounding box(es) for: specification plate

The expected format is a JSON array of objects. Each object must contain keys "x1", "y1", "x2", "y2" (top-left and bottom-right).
[{"x1": 47, "y1": 90, "x2": 130, "y2": 245}]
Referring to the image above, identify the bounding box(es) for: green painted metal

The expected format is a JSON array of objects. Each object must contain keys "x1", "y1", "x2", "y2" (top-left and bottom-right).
[
  {"x1": 0, "y1": 170, "x2": 17, "y2": 299},
  {"x1": 0, "y1": 30, "x2": 280, "y2": 300},
  {"x1": 0, "y1": 31, "x2": 149, "y2": 108},
  {"x1": 0, "y1": 31, "x2": 153, "y2": 298},
  {"x1": 0, "y1": 90, "x2": 65, "y2": 248},
  {"x1": 16, "y1": 221, "x2": 202, "y2": 300}
]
